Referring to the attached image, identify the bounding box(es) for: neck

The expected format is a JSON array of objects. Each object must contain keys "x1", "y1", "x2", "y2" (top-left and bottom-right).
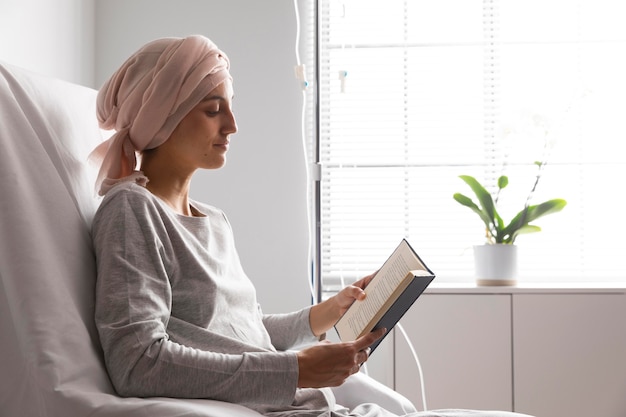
[
  {"x1": 146, "y1": 181, "x2": 193, "y2": 216},
  {"x1": 140, "y1": 151, "x2": 195, "y2": 216}
]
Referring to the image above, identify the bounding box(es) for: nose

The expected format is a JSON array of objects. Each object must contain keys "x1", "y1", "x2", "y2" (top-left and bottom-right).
[{"x1": 223, "y1": 107, "x2": 238, "y2": 135}]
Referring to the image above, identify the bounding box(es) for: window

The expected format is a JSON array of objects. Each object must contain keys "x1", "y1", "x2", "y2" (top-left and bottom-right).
[{"x1": 304, "y1": 0, "x2": 626, "y2": 293}]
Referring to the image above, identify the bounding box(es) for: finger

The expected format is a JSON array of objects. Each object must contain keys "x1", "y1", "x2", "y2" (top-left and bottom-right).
[
  {"x1": 353, "y1": 276, "x2": 369, "y2": 289},
  {"x1": 363, "y1": 346, "x2": 371, "y2": 360},
  {"x1": 364, "y1": 270, "x2": 378, "y2": 285},
  {"x1": 340, "y1": 285, "x2": 365, "y2": 304},
  {"x1": 356, "y1": 347, "x2": 371, "y2": 364},
  {"x1": 353, "y1": 327, "x2": 386, "y2": 351},
  {"x1": 351, "y1": 286, "x2": 366, "y2": 300}
]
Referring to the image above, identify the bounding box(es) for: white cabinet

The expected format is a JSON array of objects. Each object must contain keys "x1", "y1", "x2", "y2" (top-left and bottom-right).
[
  {"x1": 395, "y1": 294, "x2": 513, "y2": 411},
  {"x1": 388, "y1": 287, "x2": 626, "y2": 417},
  {"x1": 513, "y1": 293, "x2": 626, "y2": 417}
]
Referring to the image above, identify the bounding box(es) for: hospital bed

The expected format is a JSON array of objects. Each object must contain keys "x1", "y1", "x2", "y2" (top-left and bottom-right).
[{"x1": 0, "y1": 61, "x2": 412, "y2": 416}]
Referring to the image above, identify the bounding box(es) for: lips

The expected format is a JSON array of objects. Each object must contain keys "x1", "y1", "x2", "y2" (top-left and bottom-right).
[{"x1": 214, "y1": 141, "x2": 229, "y2": 149}]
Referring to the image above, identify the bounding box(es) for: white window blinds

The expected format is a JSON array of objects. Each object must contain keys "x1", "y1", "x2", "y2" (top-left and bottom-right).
[{"x1": 312, "y1": 0, "x2": 626, "y2": 288}]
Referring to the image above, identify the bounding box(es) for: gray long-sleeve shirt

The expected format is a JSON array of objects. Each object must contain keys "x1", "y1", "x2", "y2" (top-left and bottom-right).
[{"x1": 92, "y1": 182, "x2": 333, "y2": 415}]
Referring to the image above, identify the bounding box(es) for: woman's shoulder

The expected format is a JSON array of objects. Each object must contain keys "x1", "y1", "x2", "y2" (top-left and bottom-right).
[
  {"x1": 99, "y1": 181, "x2": 155, "y2": 208},
  {"x1": 91, "y1": 183, "x2": 162, "y2": 242},
  {"x1": 93, "y1": 182, "x2": 161, "y2": 225}
]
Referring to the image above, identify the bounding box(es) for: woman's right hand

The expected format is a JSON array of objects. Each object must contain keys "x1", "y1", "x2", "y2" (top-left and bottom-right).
[{"x1": 296, "y1": 327, "x2": 386, "y2": 388}]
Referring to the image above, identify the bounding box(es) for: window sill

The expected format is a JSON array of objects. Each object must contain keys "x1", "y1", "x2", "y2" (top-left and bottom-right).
[{"x1": 426, "y1": 282, "x2": 626, "y2": 294}]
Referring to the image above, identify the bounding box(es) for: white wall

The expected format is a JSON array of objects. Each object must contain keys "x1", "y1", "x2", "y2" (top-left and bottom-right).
[
  {"x1": 95, "y1": 0, "x2": 313, "y2": 313},
  {"x1": 0, "y1": 0, "x2": 94, "y2": 86},
  {"x1": 0, "y1": 0, "x2": 312, "y2": 313}
]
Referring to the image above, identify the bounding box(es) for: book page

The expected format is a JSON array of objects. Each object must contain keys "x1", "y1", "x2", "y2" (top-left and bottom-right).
[{"x1": 336, "y1": 240, "x2": 427, "y2": 340}]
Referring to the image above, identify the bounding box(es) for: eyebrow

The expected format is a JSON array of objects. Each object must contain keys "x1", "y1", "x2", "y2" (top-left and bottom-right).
[
  {"x1": 201, "y1": 95, "x2": 224, "y2": 102},
  {"x1": 201, "y1": 94, "x2": 234, "y2": 102}
]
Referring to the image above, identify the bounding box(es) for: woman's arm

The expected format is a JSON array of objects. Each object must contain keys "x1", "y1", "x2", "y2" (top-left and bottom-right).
[
  {"x1": 261, "y1": 307, "x2": 320, "y2": 351},
  {"x1": 93, "y1": 186, "x2": 298, "y2": 406}
]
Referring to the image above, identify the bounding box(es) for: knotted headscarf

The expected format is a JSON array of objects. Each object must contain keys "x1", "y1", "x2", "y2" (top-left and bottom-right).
[{"x1": 89, "y1": 35, "x2": 231, "y2": 195}]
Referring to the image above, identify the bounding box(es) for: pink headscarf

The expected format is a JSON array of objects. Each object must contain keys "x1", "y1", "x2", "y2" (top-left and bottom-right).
[{"x1": 89, "y1": 35, "x2": 231, "y2": 195}]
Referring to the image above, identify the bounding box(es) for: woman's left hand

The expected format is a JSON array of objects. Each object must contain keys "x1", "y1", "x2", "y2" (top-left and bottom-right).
[
  {"x1": 333, "y1": 272, "x2": 376, "y2": 316},
  {"x1": 309, "y1": 271, "x2": 377, "y2": 337}
]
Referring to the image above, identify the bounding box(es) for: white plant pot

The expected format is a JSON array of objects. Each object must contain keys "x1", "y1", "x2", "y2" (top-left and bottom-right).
[{"x1": 473, "y1": 244, "x2": 518, "y2": 286}]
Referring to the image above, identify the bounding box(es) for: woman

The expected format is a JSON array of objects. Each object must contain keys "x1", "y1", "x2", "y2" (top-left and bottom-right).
[{"x1": 90, "y1": 35, "x2": 532, "y2": 417}]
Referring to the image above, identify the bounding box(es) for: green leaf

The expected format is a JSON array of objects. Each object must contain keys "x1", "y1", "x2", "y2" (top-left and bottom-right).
[
  {"x1": 453, "y1": 193, "x2": 492, "y2": 228},
  {"x1": 458, "y1": 175, "x2": 498, "y2": 224},
  {"x1": 510, "y1": 225, "x2": 542, "y2": 243},
  {"x1": 527, "y1": 199, "x2": 567, "y2": 222},
  {"x1": 502, "y1": 199, "x2": 567, "y2": 242}
]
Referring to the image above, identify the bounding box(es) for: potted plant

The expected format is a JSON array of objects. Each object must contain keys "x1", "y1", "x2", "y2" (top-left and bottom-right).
[{"x1": 453, "y1": 162, "x2": 567, "y2": 285}]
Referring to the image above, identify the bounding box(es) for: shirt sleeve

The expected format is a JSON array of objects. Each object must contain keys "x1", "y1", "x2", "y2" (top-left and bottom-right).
[
  {"x1": 262, "y1": 306, "x2": 320, "y2": 351},
  {"x1": 92, "y1": 186, "x2": 298, "y2": 406}
]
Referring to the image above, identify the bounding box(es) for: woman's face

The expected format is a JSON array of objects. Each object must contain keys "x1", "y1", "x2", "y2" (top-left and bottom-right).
[{"x1": 162, "y1": 79, "x2": 237, "y2": 172}]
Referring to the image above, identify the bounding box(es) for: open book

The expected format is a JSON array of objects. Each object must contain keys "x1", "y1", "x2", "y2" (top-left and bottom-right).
[{"x1": 334, "y1": 239, "x2": 435, "y2": 353}]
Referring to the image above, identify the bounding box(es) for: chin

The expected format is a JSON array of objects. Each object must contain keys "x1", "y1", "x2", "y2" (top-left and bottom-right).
[{"x1": 205, "y1": 159, "x2": 226, "y2": 170}]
